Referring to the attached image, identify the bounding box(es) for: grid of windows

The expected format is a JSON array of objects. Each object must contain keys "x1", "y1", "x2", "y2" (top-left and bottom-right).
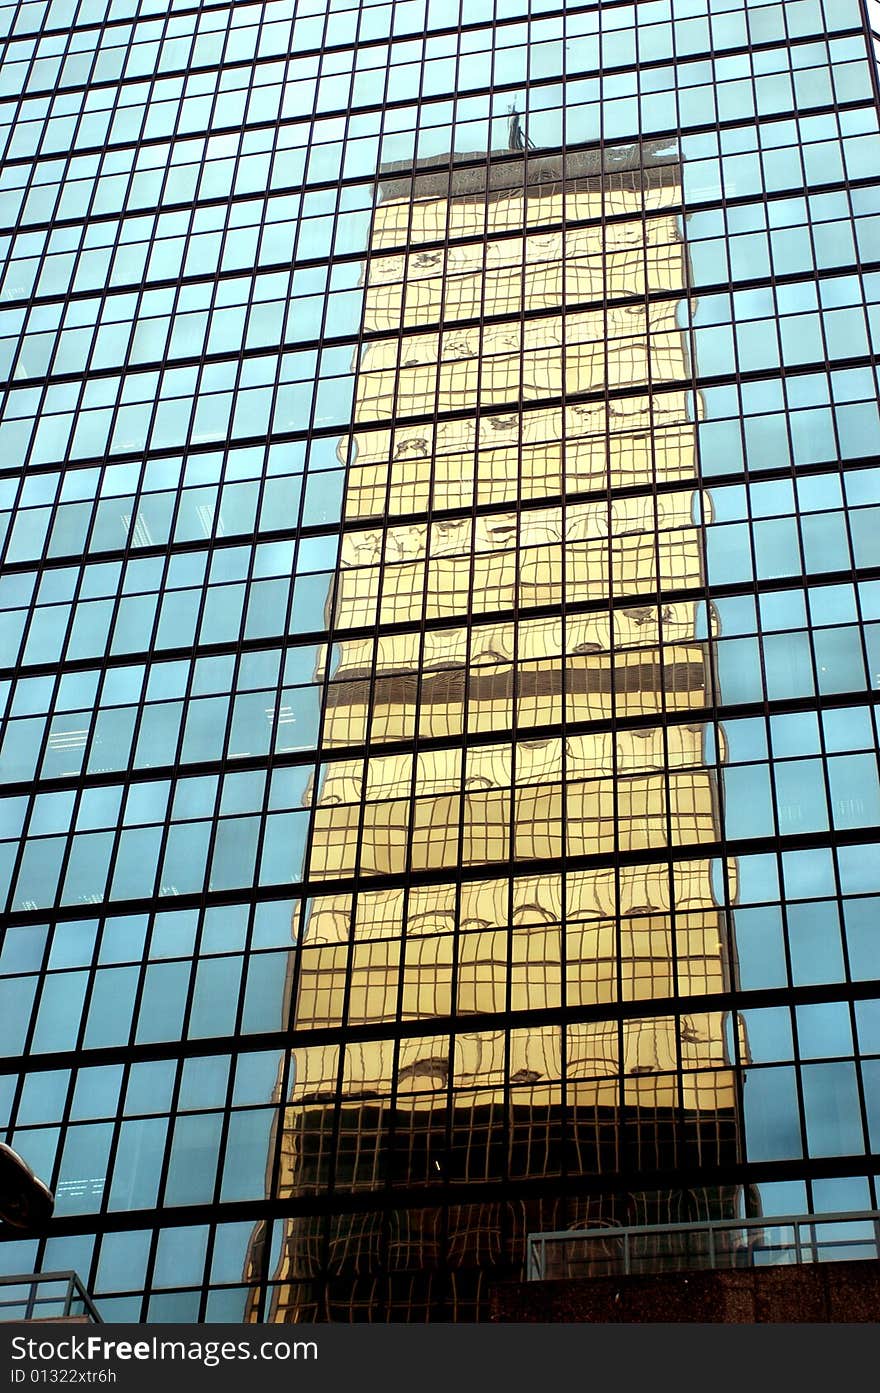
[{"x1": 0, "y1": 0, "x2": 879, "y2": 1324}]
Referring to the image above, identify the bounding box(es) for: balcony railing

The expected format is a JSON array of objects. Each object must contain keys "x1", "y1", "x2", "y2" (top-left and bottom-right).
[
  {"x1": 0, "y1": 1272, "x2": 102, "y2": 1323},
  {"x1": 527, "y1": 1210, "x2": 880, "y2": 1282}
]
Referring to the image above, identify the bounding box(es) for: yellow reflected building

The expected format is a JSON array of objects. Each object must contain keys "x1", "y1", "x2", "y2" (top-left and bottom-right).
[{"x1": 260, "y1": 143, "x2": 743, "y2": 1321}]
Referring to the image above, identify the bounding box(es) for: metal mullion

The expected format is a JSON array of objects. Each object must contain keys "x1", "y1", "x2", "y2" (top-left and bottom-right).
[
  {"x1": 431, "y1": 126, "x2": 486, "y2": 1244},
  {"x1": 435, "y1": 1010, "x2": 455, "y2": 1319},
  {"x1": 203, "y1": 2, "x2": 236, "y2": 90},
  {"x1": 594, "y1": 98, "x2": 630, "y2": 1197},
  {"x1": 75, "y1": 131, "x2": 136, "y2": 239},
  {"x1": 78, "y1": 3, "x2": 114, "y2": 96},
  {"x1": 655, "y1": 510, "x2": 686, "y2": 1173},
  {"x1": 5, "y1": 628, "x2": 74, "y2": 805},
  {"x1": 314, "y1": 1042, "x2": 349, "y2": 1311},
  {"x1": 9, "y1": 0, "x2": 847, "y2": 65},
  {"x1": 701, "y1": 560, "x2": 737, "y2": 1013},
  {"x1": 157, "y1": 1059, "x2": 221, "y2": 1228},
  {"x1": 787, "y1": 996, "x2": 815, "y2": 1181},
  {"x1": 446, "y1": 817, "x2": 465, "y2": 1186},
  {"x1": 108, "y1": 752, "x2": 193, "y2": 1064},
  {"x1": 193, "y1": 332, "x2": 273, "y2": 686},
  {"x1": 209, "y1": 133, "x2": 258, "y2": 293},
  {"x1": 0, "y1": 491, "x2": 316, "y2": 580},
  {"x1": 2, "y1": 550, "x2": 99, "y2": 917},
  {"x1": 502, "y1": 866, "x2": 514, "y2": 1195},
  {"x1": 0, "y1": 873, "x2": 303, "y2": 933},
  {"x1": 314, "y1": 25, "x2": 359, "y2": 156},
  {"x1": 7, "y1": 363, "x2": 84, "y2": 560},
  {"x1": 661, "y1": 145, "x2": 700, "y2": 1167},
  {"x1": 783, "y1": 570, "x2": 872, "y2": 1185},
  {"x1": 90, "y1": 1052, "x2": 147, "y2": 1254},
  {"x1": 383, "y1": 903, "x2": 407, "y2": 1248},
  {"x1": 372, "y1": 27, "x2": 397, "y2": 189},
  {"x1": 20, "y1": 1153, "x2": 880, "y2": 1249},
  {"x1": 798, "y1": 602, "x2": 865, "y2": 856},
  {"x1": 181, "y1": 46, "x2": 239, "y2": 293},
  {"x1": 723, "y1": 824, "x2": 750, "y2": 1179},
  {"x1": 184, "y1": 680, "x2": 266, "y2": 920},
  {"x1": 83, "y1": 1119, "x2": 122, "y2": 1303},
  {"x1": 75, "y1": 919, "x2": 162, "y2": 1280},
  {"x1": 9, "y1": 995, "x2": 75, "y2": 1174},
  {"x1": 250, "y1": 920, "x2": 303, "y2": 1323},
  {"x1": 79, "y1": 445, "x2": 147, "y2": 580},
  {"x1": 347, "y1": 0, "x2": 376, "y2": 97},
  {"x1": 724, "y1": 475, "x2": 778, "y2": 876},
  {"x1": 315, "y1": 348, "x2": 878, "y2": 475},
  {"x1": 47, "y1": 1075, "x2": 106, "y2": 1261},
  {"x1": 116, "y1": 12, "x2": 171, "y2": 158},
  {"x1": 556, "y1": 67, "x2": 572, "y2": 1194},
  {"x1": 4, "y1": 1052, "x2": 29, "y2": 1156},
  {"x1": 833, "y1": 439, "x2": 880, "y2": 724},
  {"x1": 195, "y1": 1036, "x2": 242, "y2": 1319},
  {"x1": 858, "y1": 0, "x2": 880, "y2": 110},
  {"x1": 0, "y1": 0, "x2": 30, "y2": 63},
  {"x1": 298, "y1": 306, "x2": 367, "y2": 1229},
  {"x1": 846, "y1": 895, "x2": 877, "y2": 1203},
  {"x1": 751, "y1": 329, "x2": 818, "y2": 1176},
  {"x1": 215, "y1": 588, "x2": 311, "y2": 1302},
  {"x1": 0, "y1": 669, "x2": 48, "y2": 785},
  {"x1": 643, "y1": 130, "x2": 685, "y2": 1186},
  {"x1": 17, "y1": 253, "x2": 879, "y2": 401},
  {"x1": 174, "y1": 907, "x2": 221, "y2": 1060},
  {"x1": 105, "y1": 565, "x2": 194, "y2": 899},
  {"x1": 119, "y1": 313, "x2": 191, "y2": 552},
  {"x1": 289, "y1": 129, "x2": 371, "y2": 1224},
  {"x1": 58, "y1": 859, "x2": 126, "y2": 1128},
  {"x1": 25, "y1": 20, "x2": 81, "y2": 175},
  {"x1": 501, "y1": 153, "x2": 527, "y2": 1197},
  {"x1": 310, "y1": 326, "x2": 876, "y2": 435},
  {"x1": 0, "y1": 454, "x2": 40, "y2": 573},
  {"x1": 303, "y1": 128, "x2": 371, "y2": 791},
  {"x1": 140, "y1": 1094, "x2": 185, "y2": 1320},
  {"x1": 55, "y1": 660, "x2": 135, "y2": 858},
  {"x1": 2, "y1": 121, "x2": 62, "y2": 250},
  {"x1": 442, "y1": 858, "x2": 465, "y2": 1209},
  {"x1": 770, "y1": 302, "x2": 847, "y2": 941},
  {"x1": 225, "y1": 658, "x2": 282, "y2": 896},
  {"x1": 418, "y1": 143, "x2": 460, "y2": 1228},
  {"x1": 60, "y1": 682, "x2": 197, "y2": 803},
  {"x1": 505, "y1": 139, "x2": 526, "y2": 961},
  {"x1": 847, "y1": 1011, "x2": 875, "y2": 1208}
]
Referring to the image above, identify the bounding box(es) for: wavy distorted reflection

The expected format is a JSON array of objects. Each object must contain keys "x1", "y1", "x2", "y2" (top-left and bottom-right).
[{"x1": 251, "y1": 136, "x2": 747, "y2": 1322}]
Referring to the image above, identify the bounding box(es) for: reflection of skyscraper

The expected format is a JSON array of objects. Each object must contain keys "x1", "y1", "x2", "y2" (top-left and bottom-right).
[
  {"x1": 262, "y1": 143, "x2": 744, "y2": 1322},
  {"x1": 2, "y1": 0, "x2": 879, "y2": 1326}
]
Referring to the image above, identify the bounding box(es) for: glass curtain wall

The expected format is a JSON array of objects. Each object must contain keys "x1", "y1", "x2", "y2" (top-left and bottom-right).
[
  {"x1": 0, "y1": 0, "x2": 878, "y2": 1323},
  {"x1": 264, "y1": 140, "x2": 744, "y2": 1321}
]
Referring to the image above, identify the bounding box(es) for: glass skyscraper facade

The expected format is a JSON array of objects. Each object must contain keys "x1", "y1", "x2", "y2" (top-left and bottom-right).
[{"x1": 0, "y1": 0, "x2": 879, "y2": 1324}]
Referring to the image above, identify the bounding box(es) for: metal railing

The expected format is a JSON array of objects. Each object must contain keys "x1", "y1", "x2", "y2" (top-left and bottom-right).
[
  {"x1": 527, "y1": 1210, "x2": 880, "y2": 1282},
  {"x1": 0, "y1": 1272, "x2": 102, "y2": 1323}
]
